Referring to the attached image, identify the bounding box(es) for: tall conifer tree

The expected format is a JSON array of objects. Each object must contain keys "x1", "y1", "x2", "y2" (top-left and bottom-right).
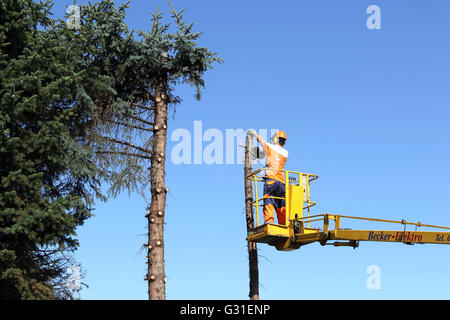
[
  {"x1": 0, "y1": 0, "x2": 105, "y2": 299},
  {"x1": 1, "y1": 0, "x2": 221, "y2": 299}
]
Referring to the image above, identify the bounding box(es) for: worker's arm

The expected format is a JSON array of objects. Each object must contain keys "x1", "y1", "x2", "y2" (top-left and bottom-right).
[{"x1": 248, "y1": 129, "x2": 268, "y2": 150}]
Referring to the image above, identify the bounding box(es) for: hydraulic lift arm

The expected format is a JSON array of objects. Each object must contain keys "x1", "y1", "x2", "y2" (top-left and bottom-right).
[{"x1": 246, "y1": 168, "x2": 450, "y2": 251}]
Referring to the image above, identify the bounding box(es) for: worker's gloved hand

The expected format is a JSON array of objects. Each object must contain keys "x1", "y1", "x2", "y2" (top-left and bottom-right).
[{"x1": 247, "y1": 129, "x2": 257, "y2": 137}]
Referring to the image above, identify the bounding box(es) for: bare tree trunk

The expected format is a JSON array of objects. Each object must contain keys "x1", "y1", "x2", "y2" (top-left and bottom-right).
[
  {"x1": 147, "y1": 82, "x2": 168, "y2": 300},
  {"x1": 244, "y1": 134, "x2": 259, "y2": 300}
]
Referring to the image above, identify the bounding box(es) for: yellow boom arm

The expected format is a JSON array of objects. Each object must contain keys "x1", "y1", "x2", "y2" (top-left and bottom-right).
[{"x1": 246, "y1": 168, "x2": 450, "y2": 251}]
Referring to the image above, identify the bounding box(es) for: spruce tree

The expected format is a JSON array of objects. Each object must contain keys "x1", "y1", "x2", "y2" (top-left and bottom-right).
[
  {"x1": 60, "y1": 1, "x2": 223, "y2": 299},
  {"x1": 1, "y1": 0, "x2": 221, "y2": 299},
  {"x1": 0, "y1": 0, "x2": 108, "y2": 299}
]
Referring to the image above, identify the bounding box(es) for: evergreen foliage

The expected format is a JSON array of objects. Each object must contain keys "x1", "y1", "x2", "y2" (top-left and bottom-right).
[
  {"x1": 0, "y1": 0, "x2": 221, "y2": 299},
  {"x1": 0, "y1": 0, "x2": 103, "y2": 299}
]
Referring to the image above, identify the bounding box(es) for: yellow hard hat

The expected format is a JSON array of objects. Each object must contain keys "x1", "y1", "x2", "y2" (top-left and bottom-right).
[
  {"x1": 276, "y1": 131, "x2": 287, "y2": 140},
  {"x1": 272, "y1": 131, "x2": 287, "y2": 145}
]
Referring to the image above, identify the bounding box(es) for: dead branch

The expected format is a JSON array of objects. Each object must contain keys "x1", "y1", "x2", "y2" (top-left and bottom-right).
[
  {"x1": 107, "y1": 119, "x2": 154, "y2": 132},
  {"x1": 101, "y1": 137, "x2": 150, "y2": 154},
  {"x1": 95, "y1": 150, "x2": 152, "y2": 160},
  {"x1": 132, "y1": 103, "x2": 155, "y2": 112},
  {"x1": 125, "y1": 114, "x2": 155, "y2": 127}
]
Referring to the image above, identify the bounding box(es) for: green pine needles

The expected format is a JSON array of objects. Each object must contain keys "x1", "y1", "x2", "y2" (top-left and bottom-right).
[
  {"x1": 0, "y1": 0, "x2": 99, "y2": 299},
  {"x1": 1, "y1": 0, "x2": 221, "y2": 299}
]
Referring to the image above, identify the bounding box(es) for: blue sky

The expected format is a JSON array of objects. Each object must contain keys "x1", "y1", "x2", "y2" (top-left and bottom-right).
[{"x1": 51, "y1": 0, "x2": 450, "y2": 299}]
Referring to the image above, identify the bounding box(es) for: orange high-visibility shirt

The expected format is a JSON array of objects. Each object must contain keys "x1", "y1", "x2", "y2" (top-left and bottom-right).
[{"x1": 256, "y1": 135, "x2": 288, "y2": 183}]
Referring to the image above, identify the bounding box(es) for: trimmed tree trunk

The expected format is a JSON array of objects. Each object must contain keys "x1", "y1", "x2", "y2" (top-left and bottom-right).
[
  {"x1": 147, "y1": 82, "x2": 168, "y2": 300},
  {"x1": 244, "y1": 134, "x2": 259, "y2": 300}
]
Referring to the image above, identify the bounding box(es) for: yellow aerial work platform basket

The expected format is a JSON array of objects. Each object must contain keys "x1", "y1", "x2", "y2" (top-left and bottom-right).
[{"x1": 247, "y1": 168, "x2": 450, "y2": 251}]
